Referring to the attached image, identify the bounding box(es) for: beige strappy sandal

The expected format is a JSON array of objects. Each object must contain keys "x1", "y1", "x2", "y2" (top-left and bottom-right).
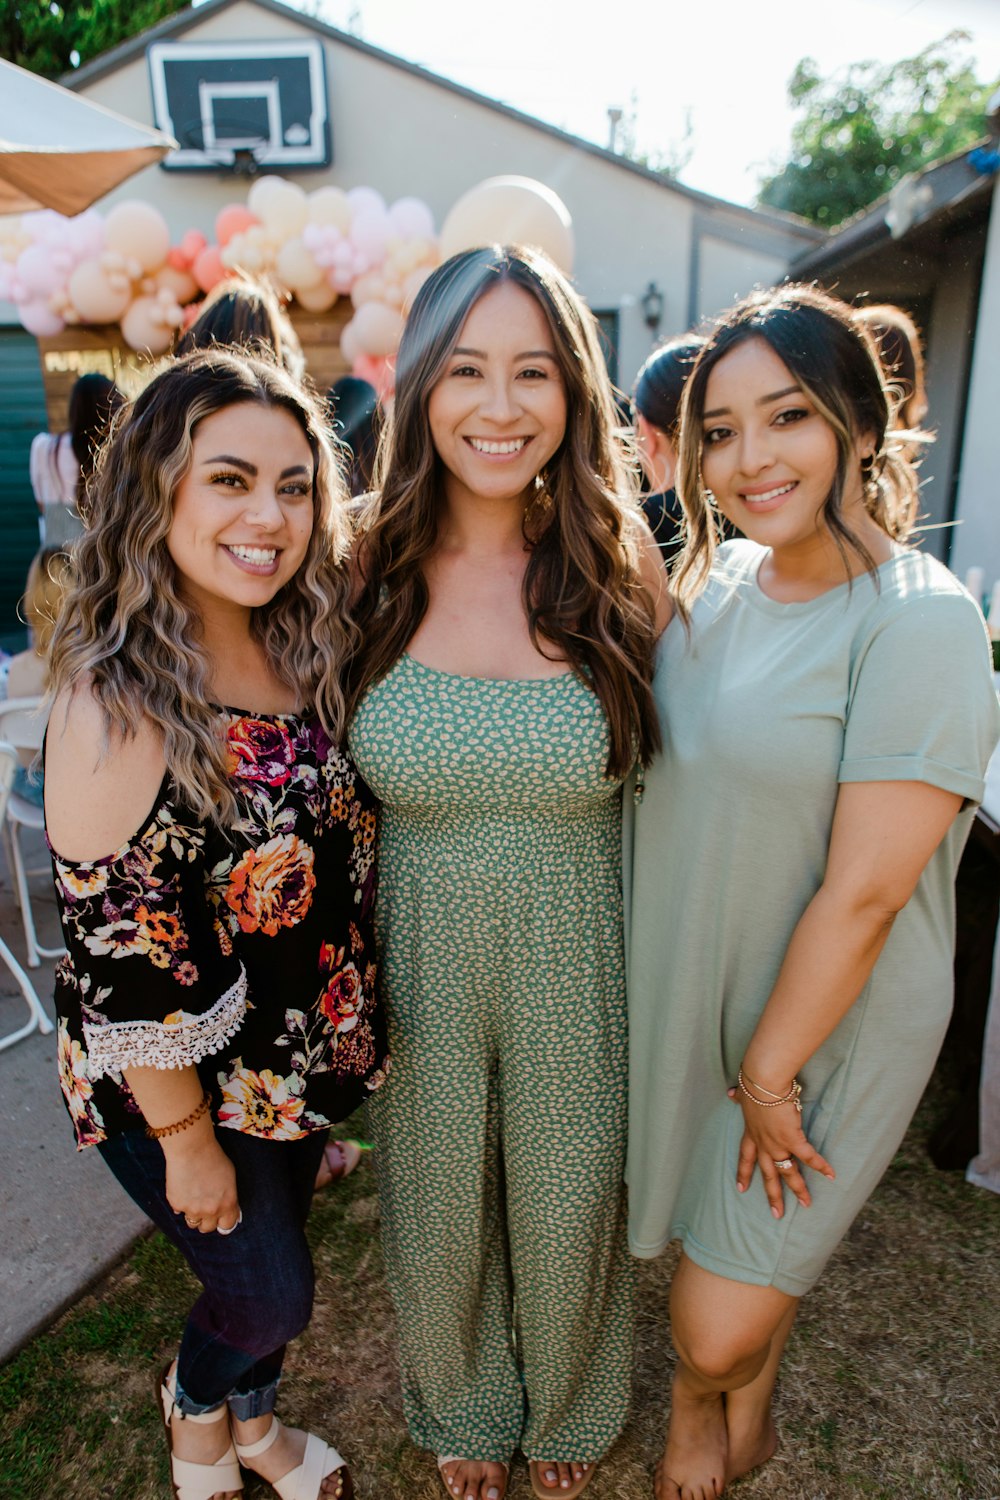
[
  {"x1": 156, "y1": 1363, "x2": 243, "y2": 1500},
  {"x1": 234, "y1": 1415, "x2": 351, "y2": 1500}
]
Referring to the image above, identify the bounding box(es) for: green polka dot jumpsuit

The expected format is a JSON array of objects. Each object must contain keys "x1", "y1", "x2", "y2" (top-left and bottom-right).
[{"x1": 350, "y1": 652, "x2": 633, "y2": 1464}]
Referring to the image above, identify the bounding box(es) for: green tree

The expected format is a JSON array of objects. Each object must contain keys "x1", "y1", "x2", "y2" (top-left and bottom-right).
[
  {"x1": 758, "y1": 32, "x2": 995, "y2": 227},
  {"x1": 1, "y1": 0, "x2": 189, "y2": 80}
]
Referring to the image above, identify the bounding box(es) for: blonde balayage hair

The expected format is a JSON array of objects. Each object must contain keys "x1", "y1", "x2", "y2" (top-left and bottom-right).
[
  {"x1": 47, "y1": 349, "x2": 355, "y2": 826},
  {"x1": 672, "y1": 283, "x2": 922, "y2": 621},
  {"x1": 349, "y1": 244, "x2": 660, "y2": 776}
]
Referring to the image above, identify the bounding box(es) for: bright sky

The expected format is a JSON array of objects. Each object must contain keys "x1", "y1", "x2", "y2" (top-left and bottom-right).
[{"x1": 309, "y1": 0, "x2": 1000, "y2": 207}]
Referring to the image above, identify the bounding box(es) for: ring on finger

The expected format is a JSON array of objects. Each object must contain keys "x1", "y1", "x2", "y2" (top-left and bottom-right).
[{"x1": 774, "y1": 1158, "x2": 794, "y2": 1171}]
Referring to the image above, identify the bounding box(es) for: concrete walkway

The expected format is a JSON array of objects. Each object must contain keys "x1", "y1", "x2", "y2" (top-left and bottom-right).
[{"x1": 0, "y1": 826, "x2": 148, "y2": 1364}]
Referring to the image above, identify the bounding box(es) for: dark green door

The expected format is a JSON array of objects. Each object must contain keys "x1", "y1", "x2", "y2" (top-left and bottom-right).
[{"x1": 0, "y1": 329, "x2": 47, "y2": 653}]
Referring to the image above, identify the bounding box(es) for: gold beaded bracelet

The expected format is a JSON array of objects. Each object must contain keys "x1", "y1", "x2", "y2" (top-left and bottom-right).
[
  {"x1": 737, "y1": 1067, "x2": 803, "y2": 1114},
  {"x1": 145, "y1": 1093, "x2": 212, "y2": 1140}
]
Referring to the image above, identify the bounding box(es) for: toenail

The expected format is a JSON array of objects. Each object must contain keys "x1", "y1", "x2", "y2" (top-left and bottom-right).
[
  {"x1": 487, "y1": 1490, "x2": 499, "y2": 1500},
  {"x1": 545, "y1": 1470, "x2": 556, "y2": 1482}
]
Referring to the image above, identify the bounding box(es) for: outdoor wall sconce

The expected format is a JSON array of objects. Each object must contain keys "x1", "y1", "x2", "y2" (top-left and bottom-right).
[{"x1": 641, "y1": 281, "x2": 664, "y2": 334}]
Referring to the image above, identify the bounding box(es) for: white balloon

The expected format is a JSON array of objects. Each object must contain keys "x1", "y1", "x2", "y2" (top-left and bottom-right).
[{"x1": 439, "y1": 177, "x2": 574, "y2": 272}]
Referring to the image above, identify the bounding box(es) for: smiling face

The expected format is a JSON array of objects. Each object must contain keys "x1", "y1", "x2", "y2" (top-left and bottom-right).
[
  {"x1": 426, "y1": 280, "x2": 568, "y2": 511},
  {"x1": 699, "y1": 336, "x2": 869, "y2": 555},
  {"x1": 166, "y1": 401, "x2": 315, "y2": 618}
]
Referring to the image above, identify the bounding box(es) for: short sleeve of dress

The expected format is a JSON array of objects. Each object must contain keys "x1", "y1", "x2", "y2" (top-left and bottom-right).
[
  {"x1": 50, "y1": 786, "x2": 247, "y2": 1078},
  {"x1": 839, "y1": 591, "x2": 1000, "y2": 801}
]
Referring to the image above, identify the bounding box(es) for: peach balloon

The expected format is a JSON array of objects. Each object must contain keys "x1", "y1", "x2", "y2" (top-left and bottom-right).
[
  {"x1": 294, "y1": 281, "x2": 338, "y2": 313},
  {"x1": 193, "y1": 245, "x2": 226, "y2": 293},
  {"x1": 351, "y1": 299, "x2": 404, "y2": 358},
  {"x1": 120, "y1": 295, "x2": 174, "y2": 355},
  {"x1": 68, "y1": 258, "x2": 133, "y2": 323},
  {"x1": 104, "y1": 201, "x2": 171, "y2": 274},
  {"x1": 439, "y1": 177, "x2": 574, "y2": 273},
  {"x1": 216, "y1": 204, "x2": 260, "y2": 248},
  {"x1": 155, "y1": 265, "x2": 199, "y2": 304}
]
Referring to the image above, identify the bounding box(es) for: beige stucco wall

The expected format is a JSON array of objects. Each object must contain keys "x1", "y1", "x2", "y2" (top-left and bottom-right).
[
  {"x1": 950, "y1": 192, "x2": 1000, "y2": 588},
  {"x1": 2, "y1": 0, "x2": 813, "y2": 388}
]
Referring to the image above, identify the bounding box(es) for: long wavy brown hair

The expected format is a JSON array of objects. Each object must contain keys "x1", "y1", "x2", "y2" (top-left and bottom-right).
[
  {"x1": 47, "y1": 349, "x2": 354, "y2": 826},
  {"x1": 347, "y1": 245, "x2": 659, "y2": 776},
  {"x1": 672, "y1": 283, "x2": 924, "y2": 622}
]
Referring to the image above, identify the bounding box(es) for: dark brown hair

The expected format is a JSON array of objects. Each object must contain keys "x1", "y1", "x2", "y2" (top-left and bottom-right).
[
  {"x1": 348, "y1": 244, "x2": 660, "y2": 775},
  {"x1": 673, "y1": 283, "x2": 920, "y2": 619}
]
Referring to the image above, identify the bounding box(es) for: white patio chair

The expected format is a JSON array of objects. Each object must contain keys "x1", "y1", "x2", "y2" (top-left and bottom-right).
[
  {"x1": 0, "y1": 742, "x2": 54, "y2": 1051},
  {"x1": 0, "y1": 696, "x2": 64, "y2": 967}
]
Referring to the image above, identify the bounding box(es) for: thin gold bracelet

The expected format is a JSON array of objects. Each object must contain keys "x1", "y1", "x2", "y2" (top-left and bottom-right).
[
  {"x1": 145, "y1": 1093, "x2": 212, "y2": 1140},
  {"x1": 736, "y1": 1068, "x2": 803, "y2": 1114}
]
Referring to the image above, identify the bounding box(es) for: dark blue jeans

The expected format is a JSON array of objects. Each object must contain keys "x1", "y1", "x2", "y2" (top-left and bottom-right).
[{"x1": 99, "y1": 1125, "x2": 328, "y2": 1418}]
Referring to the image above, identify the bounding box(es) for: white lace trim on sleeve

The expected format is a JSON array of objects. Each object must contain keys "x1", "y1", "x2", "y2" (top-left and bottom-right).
[{"x1": 83, "y1": 967, "x2": 248, "y2": 1077}]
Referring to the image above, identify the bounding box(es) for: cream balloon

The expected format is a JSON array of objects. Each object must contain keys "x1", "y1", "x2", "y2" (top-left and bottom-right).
[
  {"x1": 308, "y1": 186, "x2": 351, "y2": 233},
  {"x1": 294, "y1": 281, "x2": 338, "y2": 313},
  {"x1": 104, "y1": 202, "x2": 171, "y2": 274},
  {"x1": 247, "y1": 176, "x2": 309, "y2": 236},
  {"x1": 68, "y1": 258, "x2": 133, "y2": 323},
  {"x1": 276, "y1": 237, "x2": 325, "y2": 292},
  {"x1": 439, "y1": 177, "x2": 574, "y2": 272}
]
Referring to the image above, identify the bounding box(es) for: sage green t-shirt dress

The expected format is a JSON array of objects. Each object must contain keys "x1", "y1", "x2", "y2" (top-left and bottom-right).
[{"x1": 625, "y1": 540, "x2": 1000, "y2": 1296}]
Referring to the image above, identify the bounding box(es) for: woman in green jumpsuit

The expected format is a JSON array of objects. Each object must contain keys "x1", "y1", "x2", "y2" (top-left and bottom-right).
[{"x1": 346, "y1": 246, "x2": 670, "y2": 1500}]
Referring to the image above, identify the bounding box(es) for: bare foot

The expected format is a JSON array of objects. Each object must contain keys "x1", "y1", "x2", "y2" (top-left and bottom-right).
[
  {"x1": 439, "y1": 1458, "x2": 508, "y2": 1500},
  {"x1": 313, "y1": 1138, "x2": 364, "y2": 1192},
  {"x1": 655, "y1": 1372, "x2": 727, "y2": 1500},
  {"x1": 530, "y1": 1458, "x2": 592, "y2": 1491},
  {"x1": 723, "y1": 1396, "x2": 777, "y2": 1484},
  {"x1": 232, "y1": 1414, "x2": 351, "y2": 1498}
]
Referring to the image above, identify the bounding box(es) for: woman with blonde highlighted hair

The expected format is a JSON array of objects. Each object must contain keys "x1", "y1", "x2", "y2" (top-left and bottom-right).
[
  {"x1": 44, "y1": 349, "x2": 387, "y2": 1500},
  {"x1": 626, "y1": 284, "x2": 999, "y2": 1498},
  {"x1": 347, "y1": 245, "x2": 669, "y2": 1500}
]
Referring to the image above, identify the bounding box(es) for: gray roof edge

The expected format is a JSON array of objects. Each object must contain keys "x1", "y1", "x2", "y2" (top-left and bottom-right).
[
  {"x1": 790, "y1": 140, "x2": 995, "y2": 277},
  {"x1": 63, "y1": 0, "x2": 820, "y2": 241}
]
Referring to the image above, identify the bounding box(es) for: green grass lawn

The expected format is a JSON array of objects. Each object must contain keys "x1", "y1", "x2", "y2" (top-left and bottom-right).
[{"x1": 2, "y1": 1092, "x2": 998, "y2": 1500}]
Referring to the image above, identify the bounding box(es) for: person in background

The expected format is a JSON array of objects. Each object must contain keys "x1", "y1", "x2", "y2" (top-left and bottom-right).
[
  {"x1": 327, "y1": 376, "x2": 380, "y2": 498},
  {"x1": 177, "y1": 277, "x2": 306, "y2": 384},
  {"x1": 29, "y1": 373, "x2": 123, "y2": 547},
  {"x1": 627, "y1": 285, "x2": 999, "y2": 1499},
  {"x1": 348, "y1": 245, "x2": 669, "y2": 1500},
  {"x1": 853, "y1": 302, "x2": 929, "y2": 433},
  {"x1": 632, "y1": 335, "x2": 705, "y2": 564},
  {"x1": 1, "y1": 547, "x2": 75, "y2": 806},
  {"x1": 44, "y1": 350, "x2": 387, "y2": 1500}
]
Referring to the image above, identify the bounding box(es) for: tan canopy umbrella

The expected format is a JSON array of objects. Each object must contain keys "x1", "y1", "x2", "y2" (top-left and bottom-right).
[{"x1": 0, "y1": 58, "x2": 177, "y2": 217}]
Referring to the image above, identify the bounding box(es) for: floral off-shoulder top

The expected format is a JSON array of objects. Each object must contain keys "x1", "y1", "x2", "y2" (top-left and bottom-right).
[{"x1": 48, "y1": 708, "x2": 388, "y2": 1150}]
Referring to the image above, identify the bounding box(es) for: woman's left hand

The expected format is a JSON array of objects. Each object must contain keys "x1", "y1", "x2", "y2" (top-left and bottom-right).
[{"x1": 728, "y1": 1089, "x2": 835, "y2": 1217}]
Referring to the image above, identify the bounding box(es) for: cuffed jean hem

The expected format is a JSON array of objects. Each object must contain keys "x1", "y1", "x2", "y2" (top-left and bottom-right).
[
  {"x1": 227, "y1": 1378, "x2": 281, "y2": 1421},
  {"x1": 173, "y1": 1368, "x2": 280, "y2": 1420}
]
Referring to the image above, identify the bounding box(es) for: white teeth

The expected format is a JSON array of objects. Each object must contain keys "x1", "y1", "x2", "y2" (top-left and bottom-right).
[
  {"x1": 744, "y1": 483, "x2": 794, "y2": 504},
  {"x1": 469, "y1": 437, "x2": 527, "y2": 455},
  {"x1": 228, "y1": 545, "x2": 277, "y2": 564}
]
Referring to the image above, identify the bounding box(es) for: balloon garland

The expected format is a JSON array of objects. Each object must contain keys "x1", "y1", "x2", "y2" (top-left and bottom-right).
[{"x1": 0, "y1": 175, "x2": 574, "y2": 392}]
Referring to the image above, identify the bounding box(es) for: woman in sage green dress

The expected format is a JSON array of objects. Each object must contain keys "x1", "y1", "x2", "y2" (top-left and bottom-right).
[
  {"x1": 625, "y1": 285, "x2": 1000, "y2": 1499},
  {"x1": 346, "y1": 246, "x2": 669, "y2": 1500}
]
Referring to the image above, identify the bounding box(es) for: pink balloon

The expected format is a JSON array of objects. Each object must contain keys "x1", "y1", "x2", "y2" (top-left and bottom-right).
[
  {"x1": 347, "y1": 186, "x2": 386, "y2": 218},
  {"x1": 16, "y1": 245, "x2": 61, "y2": 298},
  {"x1": 351, "y1": 210, "x2": 389, "y2": 262},
  {"x1": 193, "y1": 245, "x2": 226, "y2": 294},
  {"x1": 20, "y1": 298, "x2": 64, "y2": 337},
  {"x1": 353, "y1": 353, "x2": 394, "y2": 402},
  {"x1": 216, "y1": 204, "x2": 260, "y2": 248},
  {"x1": 389, "y1": 197, "x2": 435, "y2": 240}
]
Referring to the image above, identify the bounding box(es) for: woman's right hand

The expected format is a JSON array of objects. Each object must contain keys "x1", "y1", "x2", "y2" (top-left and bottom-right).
[{"x1": 162, "y1": 1134, "x2": 241, "y2": 1234}]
